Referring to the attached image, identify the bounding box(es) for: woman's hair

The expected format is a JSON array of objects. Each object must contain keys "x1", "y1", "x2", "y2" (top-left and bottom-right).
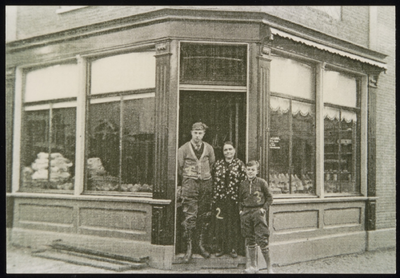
[
  {"x1": 223, "y1": 141, "x2": 235, "y2": 149},
  {"x1": 246, "y1": 160, "x2": 260, "y2": 169}
]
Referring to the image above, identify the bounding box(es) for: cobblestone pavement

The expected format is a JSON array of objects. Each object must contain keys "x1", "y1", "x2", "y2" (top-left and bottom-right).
[{"x1": 7, "y1": 244, "x2": 396, "y2": 274}]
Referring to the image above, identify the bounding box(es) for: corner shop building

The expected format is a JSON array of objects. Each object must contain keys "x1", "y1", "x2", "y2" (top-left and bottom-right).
[{"x1": 6, "y1": 7, "x2": 395, "y2": 269}]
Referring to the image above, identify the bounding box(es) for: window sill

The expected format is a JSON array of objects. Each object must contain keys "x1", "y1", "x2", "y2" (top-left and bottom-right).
[
  {"x1": 273, "y1": 195, "x2": 377, "y2": 205},
  {"x1": 18, "y1": 188, "x2": 74, "y2": 194},
  {"x1": 7, "y1": 192, "x2": 171, "y2": 205}
]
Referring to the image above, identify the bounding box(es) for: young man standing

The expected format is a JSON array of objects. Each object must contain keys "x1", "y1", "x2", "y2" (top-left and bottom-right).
[{"x1": 178, "y1": 122, "x2": 215, "y2": 263}]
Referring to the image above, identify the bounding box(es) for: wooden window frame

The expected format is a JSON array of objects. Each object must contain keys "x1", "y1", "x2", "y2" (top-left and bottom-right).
[{"x1": 268, "y1": 50, "x2": 368, "y2": 199}]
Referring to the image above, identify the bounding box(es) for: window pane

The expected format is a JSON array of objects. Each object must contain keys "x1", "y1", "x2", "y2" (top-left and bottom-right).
[
  {"x1": 180, "y1": 43, "x2": 247, "y2": 86},
  {"x1": 269, "y1": 105, "x2": 290, "y2": 194},
  {"x1": 324, "y1": 109, "x2": 359, "y2": 194},
  {"x1": 21, "y1": 108, "x2": 76, "y2": 191},
  {"x1": 91, "y1": 51, "x2": 156, "y2": 94},
  {"x1": 269, "y1": 98, "x2": 315, "y2": 195},
  {"x1": 87, "y1": 101, "x2": 121, "y2": 191},
  {"x1": 270, "y1": 56, "x2": 314, "y2": 100},
  {"x1": 121, "y1": 98, "x2": 155, "y2": 190},
  {"x1": 324, "y1": 70, "x2": 357, "y2": 107},
  {"x1": 86, "y1": 96, "x2": 155, "y2": 193},
  {"x1": 25, "y1": 64, "x2": 79, "y2": 102},
  {"x1": 292, "y1": 101, "x2": 315, "y2": 194}
]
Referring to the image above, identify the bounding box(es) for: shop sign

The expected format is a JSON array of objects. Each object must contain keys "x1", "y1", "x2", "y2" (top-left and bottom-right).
[{"x1": 269, "y1": 136, "x2": 280, "y2": 149}]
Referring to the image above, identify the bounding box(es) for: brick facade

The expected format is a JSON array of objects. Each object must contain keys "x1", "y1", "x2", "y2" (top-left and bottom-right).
[
  {"x1": 6, "y1": 6, "x2": 396, "y2": 261},
  {"x1": 374, "y1": 7, "x2": 396, "y2": 229}
]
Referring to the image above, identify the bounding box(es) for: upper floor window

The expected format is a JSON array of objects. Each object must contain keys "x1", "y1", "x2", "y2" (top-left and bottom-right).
[
  {"x1": 180, "y1": 43, "x2": 247, "y2": 86},
  {"x1": 310, "y1": 6, "x2": 342, "y2": 20}
]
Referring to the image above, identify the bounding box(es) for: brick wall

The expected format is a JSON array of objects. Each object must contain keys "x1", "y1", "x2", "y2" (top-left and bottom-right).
[
  {"x1": 374, "y1": 6, "x2": 396, "y2": 229},
  {"x1": 259, "y1": 6, "x2": 370, "y2": 47},
  {"x1": 14, "y1": 6, "x2": 370, "y2": 48},
  {"x1": 14, "y1": 6, "x2": 161, "y2": 40}
]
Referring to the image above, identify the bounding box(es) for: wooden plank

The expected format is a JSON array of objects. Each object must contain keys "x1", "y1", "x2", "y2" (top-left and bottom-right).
[
  {"x1": 33, "y1": 250, "x2": 143, "y2": 272},
  {"x1": 50, "y1": 241, "x2": 149, "y2": 263}
]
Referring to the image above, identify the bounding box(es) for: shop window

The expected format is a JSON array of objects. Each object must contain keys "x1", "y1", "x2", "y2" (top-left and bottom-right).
[
  {"x1": 180, "y1": 43, "x2": 247, "y2": 86},
  {"x1": 324, "y1": 70, "x2": 360, "y2": 194},
  {"x1": 20, "y1": 64, "x2": 78, "y2": 192},
  {"x1": 86, "y1": 51, "x2": 155, "y2": 195},
  {"x1": 269, "y1": 56, "x2": 315, "y2": 195}
]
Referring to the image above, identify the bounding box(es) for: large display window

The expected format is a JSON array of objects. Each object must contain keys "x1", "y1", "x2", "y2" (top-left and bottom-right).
[
  {"x1": 323, "y1": 70, "x2": 360, "y2": 194},
  {"x1": 85, "y1": 51, "x2": 156, "y2": 195},
  {"x1": 20, "y1": 63, "x2": 78, "y2": 192},
  {"x1": 269, "y1": 55, "x2": 316, "y2": 195},
  {"x1": 268, "y1": 54, "x2": 362, "y2": 196}
]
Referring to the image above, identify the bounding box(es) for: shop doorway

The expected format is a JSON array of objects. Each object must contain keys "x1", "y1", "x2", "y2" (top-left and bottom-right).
[{"x1": 176, "y1": 90, "x2": 246, "y2": 256}]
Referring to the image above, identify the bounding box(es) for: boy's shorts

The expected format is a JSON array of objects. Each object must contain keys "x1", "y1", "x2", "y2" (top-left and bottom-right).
[{"x1": 240, "y1": 207, "x2": 270, "y2": 247}]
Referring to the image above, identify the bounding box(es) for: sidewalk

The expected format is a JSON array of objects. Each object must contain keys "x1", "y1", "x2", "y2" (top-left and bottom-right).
[{"x1": 7, "y1": 244, "x2": 396, "y2": 274}]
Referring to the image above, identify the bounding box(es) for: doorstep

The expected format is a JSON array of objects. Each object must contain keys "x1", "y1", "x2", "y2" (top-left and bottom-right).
[{"x1": 172, "y1": 253, "x2": 246, "y2": 271}]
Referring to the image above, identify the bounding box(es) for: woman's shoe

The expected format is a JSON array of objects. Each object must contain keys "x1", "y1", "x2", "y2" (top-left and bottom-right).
[{"x1": 230, "y1": 249, "x2": 238, "y2": 258}]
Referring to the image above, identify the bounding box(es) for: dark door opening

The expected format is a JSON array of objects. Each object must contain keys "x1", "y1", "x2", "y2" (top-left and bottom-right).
[
  {"x1": 178, "y1": 91, "x2": 246, "y2": 162},
  {"x1": 176, "y1": 90, "x2": 246, "y2": 256}
]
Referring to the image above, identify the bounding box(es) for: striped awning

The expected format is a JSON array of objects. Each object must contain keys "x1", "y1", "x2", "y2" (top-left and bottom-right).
[{"x1": 268, "y1": 26, "x2": 387, "y2": 70}]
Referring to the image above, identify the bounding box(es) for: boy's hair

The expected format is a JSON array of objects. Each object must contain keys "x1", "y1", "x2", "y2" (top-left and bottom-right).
[{"x1": 246, "y1": 160, "x2": 260, "y2": 169}]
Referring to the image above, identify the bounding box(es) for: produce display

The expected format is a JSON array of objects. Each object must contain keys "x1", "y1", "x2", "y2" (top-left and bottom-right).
[
  {"x1": 269, "y1": 173, "x2": 313, "y2": 194},
  {"x1": 22, "y1": 152, "x2": 74, "y2": 190},
  {"x1": 87, "y1": 157, "x2": 153, "y2": 193}
]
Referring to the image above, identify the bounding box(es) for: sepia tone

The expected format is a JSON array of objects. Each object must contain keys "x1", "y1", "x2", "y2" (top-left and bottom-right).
[{"x1": 6, "y1": 6, "x2": 395, "y2": 273}]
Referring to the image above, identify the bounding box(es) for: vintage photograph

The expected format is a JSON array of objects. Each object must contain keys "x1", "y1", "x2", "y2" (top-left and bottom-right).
[{"x1": 6, "y1": 6, "x2": 395, "y2": 274}]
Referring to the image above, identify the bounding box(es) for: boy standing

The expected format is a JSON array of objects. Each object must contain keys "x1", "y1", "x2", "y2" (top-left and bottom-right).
[
  {"x1": 239, "y1": 160, "x2": 273, "y2": 273},
  {"x1": 178, "y1": 122, "x2": 215, "y2": 263}
]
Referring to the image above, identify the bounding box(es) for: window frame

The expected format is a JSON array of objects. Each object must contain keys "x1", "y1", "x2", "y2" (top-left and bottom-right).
[
  {"x1": 13, "y1": 59, "x2": 80, "y2": 194},
  {"x1": 323, "y1": 68, "x2": 362, "y2": 196},
  {"x1": 84, "y1": 50, "x2": 156, "y2": 197},
  {"x1": 268, "y1": 50, "x2": 368, "y2": 199},
  {"x1": 269, "y1": 54, "x2": 317, "y2": 197},
  {"x1": 12, "y1": 45, "x2": 158, "y2": 198}
]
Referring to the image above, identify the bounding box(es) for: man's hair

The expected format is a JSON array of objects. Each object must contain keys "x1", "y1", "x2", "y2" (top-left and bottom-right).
[{"x1": 246, "y1": 160, "x2": 260, "y2": 169}]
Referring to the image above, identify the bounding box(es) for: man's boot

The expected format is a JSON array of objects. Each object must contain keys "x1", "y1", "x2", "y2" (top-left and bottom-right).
[
  {"x1": 198, "y1": 228, "x2": 210, "y2": 258},
  {"x1": 183, "y1": 230, "x2": 193, "y2": 263},
  {"x1": 261, "y1": 247, "x2": 273, "y2": 273},
  {"x1": 244, "y1": 245, "x2": 258, "y2": 273},
  {"x1": 198, "y1": 214, "x2": 210, "y2": 258}
]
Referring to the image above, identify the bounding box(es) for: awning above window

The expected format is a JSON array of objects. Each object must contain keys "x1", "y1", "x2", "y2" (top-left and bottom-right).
[
  {"x1": 267, "y1": 26, "x2": 387, "y2": 70},
  {"x1": 270, "y1": 96, "x2": 314, "y2": 117},
  {"x1": 324, "y1": 106, "x2": 357, "y2": 123}
]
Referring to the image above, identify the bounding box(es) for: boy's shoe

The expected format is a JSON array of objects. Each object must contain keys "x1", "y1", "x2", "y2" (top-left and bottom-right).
[
  {"x1": 244, "y1": 266, "x2": 259, "y2": 274},
  {"x1": 230, "y1": 249, "x2": 238, "y2": 258}
]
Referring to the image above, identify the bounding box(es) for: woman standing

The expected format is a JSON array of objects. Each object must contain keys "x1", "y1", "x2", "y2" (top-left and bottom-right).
[{"x1": 212, "y1": 141, "x2": 247, "y2": 257}]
